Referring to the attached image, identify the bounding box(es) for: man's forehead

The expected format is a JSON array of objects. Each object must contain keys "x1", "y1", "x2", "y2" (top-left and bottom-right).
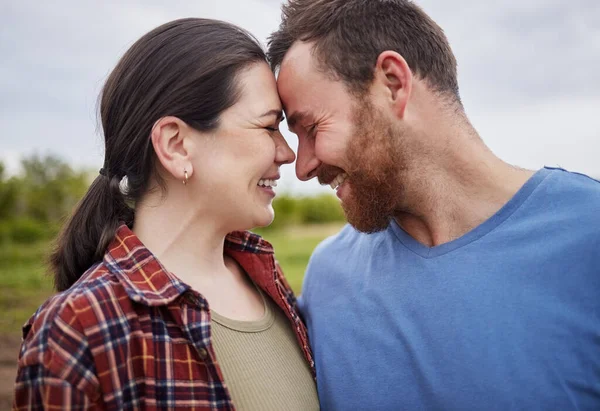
[{"x1": 279, "y1": 41, "x2": 316, "y2": 80}]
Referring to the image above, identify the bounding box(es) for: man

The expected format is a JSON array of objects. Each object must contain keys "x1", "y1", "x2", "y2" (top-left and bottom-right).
[{"x1": 267, "y1": 0, "x2": 600, "y2": 410}]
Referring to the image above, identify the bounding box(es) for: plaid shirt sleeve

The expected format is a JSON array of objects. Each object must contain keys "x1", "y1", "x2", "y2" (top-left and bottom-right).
[
  {"x1": 13, "y1": 365, "x2": 97, "y2": 410},
  {"x1": 13, "y1": 297, "x2": 102, "y2": 410}
]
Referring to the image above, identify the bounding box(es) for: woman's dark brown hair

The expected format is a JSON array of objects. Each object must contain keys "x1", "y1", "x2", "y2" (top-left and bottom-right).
[{"x1": 50, "y1": 18, "x2": 265, "y2": 292}]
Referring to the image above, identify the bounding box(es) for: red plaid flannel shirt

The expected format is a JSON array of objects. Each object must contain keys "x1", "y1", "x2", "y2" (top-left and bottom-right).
[{"x1": 13, "y1": 225, "x2": 314, "y2": 410}]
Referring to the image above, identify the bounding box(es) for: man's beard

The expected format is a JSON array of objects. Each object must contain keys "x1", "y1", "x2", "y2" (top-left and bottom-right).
[{"x1": 340, "y1": 102, "x2": 407, "y2": 233}]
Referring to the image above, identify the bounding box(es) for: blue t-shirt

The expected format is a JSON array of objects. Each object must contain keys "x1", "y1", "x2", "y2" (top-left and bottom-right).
[{"x1": 299, "y1": 168, "x2": 600, "y2": 410}]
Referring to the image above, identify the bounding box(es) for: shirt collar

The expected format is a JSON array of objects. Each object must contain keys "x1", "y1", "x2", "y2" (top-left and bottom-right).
[
  {"x1": 225, "y1": 230, "x2": 274, "y2": 255},
  {"x1": 104, "y1": 225, "x2": 275, "y2": 306}
]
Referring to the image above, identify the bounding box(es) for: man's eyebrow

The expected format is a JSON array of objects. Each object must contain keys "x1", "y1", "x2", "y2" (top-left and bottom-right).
[
  {"x1": 286, "y1": 111, "x2": 309, "y2": 130},
  {"x1": 259, "y1": 109, "x2": 284, "y2": 121}
]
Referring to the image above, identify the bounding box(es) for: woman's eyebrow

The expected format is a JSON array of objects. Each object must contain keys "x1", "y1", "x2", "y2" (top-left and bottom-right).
[{"x1": 259, "y1": 109, "x2": 284, "y2": 121}]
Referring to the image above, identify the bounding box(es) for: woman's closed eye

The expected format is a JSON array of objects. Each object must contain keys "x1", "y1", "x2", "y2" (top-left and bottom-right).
[{"x1": 265, "y1": 120, "x2": 284, "y2": 134}]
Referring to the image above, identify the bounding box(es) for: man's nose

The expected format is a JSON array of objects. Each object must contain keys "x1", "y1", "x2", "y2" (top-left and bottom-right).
[{"x1": 295, "y1": 137, "x2": 320, "y2": 181}]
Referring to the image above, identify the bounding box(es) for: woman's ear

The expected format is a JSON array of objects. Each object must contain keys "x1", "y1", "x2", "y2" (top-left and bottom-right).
[
  {"x1": 373, "y1": 50, "x2": 413, "y2": 119},
  {"x1": 151, "y1": 116, "x2": 194, "y2": 182}
]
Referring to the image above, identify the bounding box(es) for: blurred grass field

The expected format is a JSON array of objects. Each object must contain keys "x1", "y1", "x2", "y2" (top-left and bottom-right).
[
  {"x1": 255, "y1": 223, "x2": 342, "y2": 292},
  {"x1": 0, "y1": 223, "x2": 343, "y2": 337},
  {"x1": 0, "y1": 241, "x2": 54, "y2": 336}
]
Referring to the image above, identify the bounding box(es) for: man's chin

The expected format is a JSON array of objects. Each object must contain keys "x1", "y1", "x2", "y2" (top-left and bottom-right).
[{"x1": 341, "y1": 195, "x2": 391, "y2": 234}]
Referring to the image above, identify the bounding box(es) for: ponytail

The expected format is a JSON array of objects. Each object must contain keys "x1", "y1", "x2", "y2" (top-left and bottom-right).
[{"x1": 50, "y1": 173, "x2": 134, "y2": 291}]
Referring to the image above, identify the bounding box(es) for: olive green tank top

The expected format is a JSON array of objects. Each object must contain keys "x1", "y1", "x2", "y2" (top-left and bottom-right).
[{"x1": 211, "y1": 290, "x2": 319, "y2": 411}]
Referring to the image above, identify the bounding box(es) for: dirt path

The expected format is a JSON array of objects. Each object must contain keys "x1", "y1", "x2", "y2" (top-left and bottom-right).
[{"x1": 0, "y1": 334, "x2": 21, "y2": 409}]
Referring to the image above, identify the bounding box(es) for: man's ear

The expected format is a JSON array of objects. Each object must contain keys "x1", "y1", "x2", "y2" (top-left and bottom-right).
[
  {"x1": 373, "y1": 51, "x2": 413, "y2": 119},
  {"x1": 151, "y1": 116, "x2": 194, "y2": 182}
]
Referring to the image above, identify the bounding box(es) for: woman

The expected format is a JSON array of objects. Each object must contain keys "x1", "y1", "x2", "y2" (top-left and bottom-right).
[{"x1": 13, "y1": 18, "x2": 318, "y2": 410}]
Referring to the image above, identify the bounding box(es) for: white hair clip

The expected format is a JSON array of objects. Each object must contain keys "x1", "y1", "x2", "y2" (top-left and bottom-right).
[{"x1": 119, "y1": 175, "x2": 130, "y2": 197}]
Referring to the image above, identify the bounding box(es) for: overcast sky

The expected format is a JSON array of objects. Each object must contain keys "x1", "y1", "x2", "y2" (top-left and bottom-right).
[{"x1": 1, "y1": 0, "x2": 599, "y2": 194}]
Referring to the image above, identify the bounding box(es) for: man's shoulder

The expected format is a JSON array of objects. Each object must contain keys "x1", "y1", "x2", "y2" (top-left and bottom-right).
[
  {"x1": 307, "y1": 223, "x2": 395, "y2": 277},
  {"x1": 300, "y1": 225, "x2": 369, "y2": 307},
  {"x1": 310, "y1": 223, "x2": 374, "y2": 259},
  {"x1": 519, "y1": 168, "x2": 600, "y2": 249},
  {"x1": 544, "y1": 167, "x2": 600, "y2": 197},
  {"x1": 541, "y1": 167, "x2": 600, "y2": 217}
]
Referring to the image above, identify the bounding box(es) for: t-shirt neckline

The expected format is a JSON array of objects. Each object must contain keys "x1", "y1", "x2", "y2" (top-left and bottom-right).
[{"x1": 389, "y1": 168, "x2": 551, "y2": 258}]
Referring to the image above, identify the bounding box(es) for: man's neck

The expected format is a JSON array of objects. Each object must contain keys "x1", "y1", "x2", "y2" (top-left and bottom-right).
[{"x1": 394, "y1": 134, "x2": 534, "y2": 247}]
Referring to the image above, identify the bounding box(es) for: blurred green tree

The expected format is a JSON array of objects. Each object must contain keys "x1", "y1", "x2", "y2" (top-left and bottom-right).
[
  {"x1": 0, "y1": 162, "x2": 19, "y2": 220},
  {"x1": 21, "y1": 155, "x2": 89, "y2": 222},
  {"x1": 0, "y1": 155, "x2": 90, "y2": 244}
]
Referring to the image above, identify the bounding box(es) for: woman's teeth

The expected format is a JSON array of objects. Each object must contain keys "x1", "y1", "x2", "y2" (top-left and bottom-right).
[
  {"x1": 258, "y1": 179, "x2": 277, "y2": 188},
  {"x1": 329, "y1": 173, "x2": 348, "y2": 190}
]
